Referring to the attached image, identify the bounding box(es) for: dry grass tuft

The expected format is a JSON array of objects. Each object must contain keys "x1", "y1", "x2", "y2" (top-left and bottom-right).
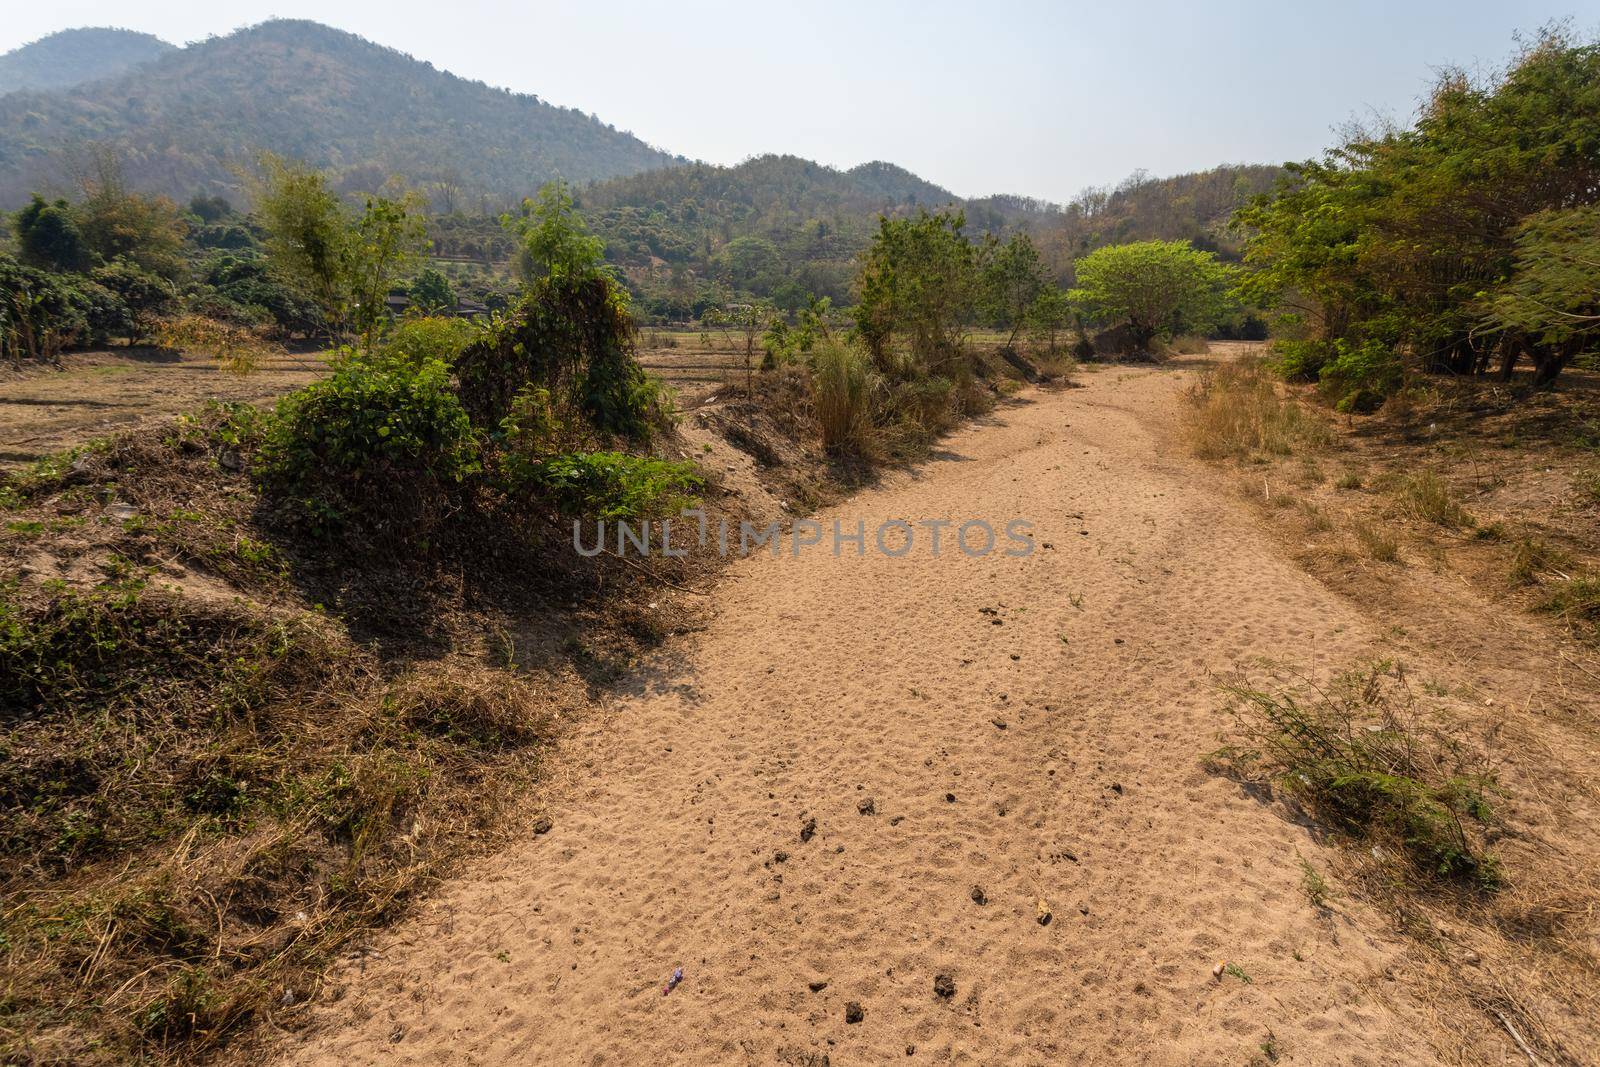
[
  {"x1": 1393, "y1": 471, "x2": 1474, "y2": 529},
  {"x1": 1184, "y1": 357, "x2": 1331, "y2": 460}
]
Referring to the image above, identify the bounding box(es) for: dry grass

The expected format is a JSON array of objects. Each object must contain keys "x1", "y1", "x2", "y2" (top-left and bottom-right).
[
  {"x1": 1351, "y1": 520, "x2": 1401, "y2": 563},
  {"x1": 0, "y1": 402, "x2": 719, "y2": 1064},
  {"x1": 1393, "y1": 471, "x2": 1475, "y2": 529},
  {"x1": 810, "y1": 340, "x2": 878, "y2": 458},
  {"x1": 1184, "y1": 357, "x2": 1331, "y2": 460}
]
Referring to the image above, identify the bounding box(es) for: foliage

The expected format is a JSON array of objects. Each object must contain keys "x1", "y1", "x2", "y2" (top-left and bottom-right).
[
  {"x1": 408, "y1": 267, "x2": 456, "y2": 314},
  {"x1": 71, "y1": 154, "x2": 187, "y2": 278},
  {"x1": 89, "y1": 260, "x2": 177, "y2": 342},
  {"x1": 1236, "y1": 29, "x2": 1600, "y2": 398},
  {"x1": 345, "y1": 191, "x2": 428, "y2": 346},
  {"x1": 253, "y1": 155, "x2": 349, "y2": 333},
  {"x1": 0, "y1": 253, "x2": 91, "y2": 365},
  {"x1": 1068, "y1": 239, "x2": 1235, "y2": 352},
  {"x1": 375, "y1": 314, "x2": 478, "y2": 368},
  {"x1": 854, "y1": 210, "x2": 978, "y2": 373},
  {"x1": 979, "y1": 231, "x2": 1048, "y2": 349},
  {"x1": 155, "y1": 314, "x2": 285, "y2": 376},
  {"x1": 456, "y1": 274, "x2": 664, "y2": 442},
  {"x1": 1481, "y1": 205, "x2": 1600, "y2": 359},
  {"x1": 812, "y1": 338, "x2": 879, "y2": 457},
  {"x1": 1213, "y1": 665, "x2": 1501, "y2": 888},
  {"x1": 14, "y1": 195, "x2": 90, "y2": 272},
  {"x1": 513, "y1": 451, "x2": 702, "y2": 520},
  {"x1": 257, "y1": 354, "x2": 479, "y2": 534},
  {"x1": 502, "y1": 180, "x2": 608, "y2": 284}
]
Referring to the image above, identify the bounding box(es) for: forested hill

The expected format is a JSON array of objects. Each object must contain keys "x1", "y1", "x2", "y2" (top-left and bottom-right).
[
  {"x1": 1038, "y1": 164, "x2": 1285, "y2": 259},
  {"x1": 0, "y1": 20, "x2": 679, "y2": 208},
  {"x1": 0, "y1": 28, "x2": 175, "y2": 96},
  {"x1": 555, "y1": 156, "x2": 1281, "y2": 315}
]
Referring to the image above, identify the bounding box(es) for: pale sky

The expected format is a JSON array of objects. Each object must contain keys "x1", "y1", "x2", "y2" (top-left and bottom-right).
[{"x1": 3, "y1": 0, "x2": 1594, "y2": 203}]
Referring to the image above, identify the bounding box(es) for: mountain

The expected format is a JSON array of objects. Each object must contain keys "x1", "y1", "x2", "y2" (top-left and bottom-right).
[
  {"x1": 0, "y1": 20, "x2": 678, "y2": 208},
  {"x1": 0, "y1": 28, "x2": 175, "y2": 96}
]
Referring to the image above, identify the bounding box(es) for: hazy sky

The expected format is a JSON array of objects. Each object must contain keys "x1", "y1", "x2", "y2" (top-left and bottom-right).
[{"x1": 3, "y1": 0, "x2": 1594, "y2": 202}]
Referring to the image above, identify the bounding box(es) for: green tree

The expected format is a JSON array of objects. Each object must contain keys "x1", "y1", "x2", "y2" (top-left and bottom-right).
[
  {"x1": 254, "y1": 155, "x2": 349, "y2": 336},
  {"x1": 980, "y1": 231, "x2": 1047, "y2": 350},
  {"x1": 73, "y1": 156, "x2": 186, "y2": 278},
  {"x1": 1068, "y1": 240, "x2": 1234, "y2": 352},
  {"x1": 1235, "y1": 29, "x2": 1600, "y2": 397},
  {"x1": 345, "y1": 192, "x2": 429, "y2": 348},
  {"x1": 853, "y1": 210, "x2": 978, "y2": 374},
  {"x1": 14, "y1": 195, "x2": 89, "y2": 272},
  {"x1": 502, "y1": 180, "x2": 606, "y2": 283},
  {"x1": 408, "y1": 268, "x2": 457, "y2": 314},
  {"x1": 1481, "y1": 205, "x2": 1600, "y2": 386},
  {"x1": 90, "y1": 260, "x2": 177, "y2": 343},
  {"x1": 1024, "y1": 286, "x2": 1073, "y2": 355}
]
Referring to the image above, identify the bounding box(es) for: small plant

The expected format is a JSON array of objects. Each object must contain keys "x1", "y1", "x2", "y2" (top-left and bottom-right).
[
  {"x1": 1352, "y1": 521, "x2": 1400, "y2": 563},
  {"x1": 1575, "y1": 466, "x2": 1600, "y2": 505},
  {"x1": 1508, "y1": 537, "x2": 1571, "y2": 585},
  {"x1": 1540, "y1": 575, "x2": 1600, "y2": 636},
  {"x1": 1224, "y1": 962, "x2": 1253, "y2": 985},
  {"x1": 1297, "y1": 854, "x2": 1332, "y2": 908},
  {"x1": 812, "y1": 339, "x2": 878, "y2": 457},
  {"x1": 1211, "y1": 664, "x2": 1502, "y2": 889},
  {"x1": 520, "y1": 451, "x2": 702, "y2": 521},
  {"x1": 1394, "y1": 471, "x2": 1473, "y2": 529},
  {"x1": 1335, "y1": 470, "x2": 1364, "y2": 491}
]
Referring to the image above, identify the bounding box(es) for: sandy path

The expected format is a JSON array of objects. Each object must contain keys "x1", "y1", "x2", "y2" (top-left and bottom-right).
[{"x1": 276, "y1": 361, "x2": 1444, "y2": 1064}]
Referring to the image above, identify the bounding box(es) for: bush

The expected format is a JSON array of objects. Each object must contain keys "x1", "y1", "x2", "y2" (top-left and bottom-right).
[
  {"x1": 375, "y1": 314, "x2": 478, "y2": 368},
  {"x1": 1394, "y1": 471, "x2": 1474, "y2": 529},
  {"x1": 514, "y1": 451, "x2": 702, "y2": 521},
  {"x1": 1211, "y1": 664, "x2": 1501, "y2": 888},
  {"x1": 257, "y1": 355, "x2": 479, "y2": 534},
  {"x1": 455, "y1": 274, "x2": 665, "y2": 443},
  {"x1": 811, "y1": 339, "x2": 878, "y2": 457}
]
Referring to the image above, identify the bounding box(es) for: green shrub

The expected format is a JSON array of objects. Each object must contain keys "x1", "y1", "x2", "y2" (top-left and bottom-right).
[
  {"x1": 455, "y1": 275, "x2": 665, "y2": 443},
  {"x1": 1318, "y1": 339, "x2": 1401, "y2": 413},
  {"x1": 517, "y1": 451, "x2": 702, "y2": 520},
  {"x1": 376, "y1": 314, "x2": 478, "y2": 368},
  {"x1": 257, "y1": 355, "x2": 478, "y2": 533},
  {"x1": 1212, "y1": 665, "x2": 1501, "y2": 888}
]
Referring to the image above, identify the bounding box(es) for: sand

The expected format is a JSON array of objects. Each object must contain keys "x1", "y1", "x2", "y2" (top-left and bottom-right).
[{"x1": 270, "y1": 359, "x2": 1459, "y2": 1065}]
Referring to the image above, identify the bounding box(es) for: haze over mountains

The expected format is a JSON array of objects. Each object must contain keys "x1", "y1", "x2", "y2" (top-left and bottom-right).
[
  {"x1": 0, "y1": 18, "x2": 1279, "y2": 261},
  {"x1": 0, "y1": 21, "x2": 679, "y2": 208},
  {"x1": 0, "y1": 28, "x2": 175, "y2": 96}
]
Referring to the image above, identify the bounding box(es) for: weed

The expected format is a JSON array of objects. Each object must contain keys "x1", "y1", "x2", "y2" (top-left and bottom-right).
[
  {"x1": 1352, "y1": 521, "x2": 1401, "y2": 563},
  {"x1": 1394, "y1": 471, "x2": 1473, "y2": 529},
  {"x1": 1539, "y1": 576, "x2": 1600, "y2": 636},
  {"x1": 1212, "y1": 664, "x2": 1502, "y2": 889},
  {"x1": 1224, "y1": 962, "x2": 1253, "y2": 985},
  {"x1": 1335, "y1": 470, "x2": 1364, "y2": 491},
  {"x1": 811, "y1": 339, "x2": 879, "y2": 457},
  {"x1": 1184, "y1": 358, "x2": 1331, "y2": 460},
  {"x1": 1509, "y1": 537, "x2": 1571, "y2": 585},
  {"x1": 1297, "y1": 854, "x2": 1333, "y2": 908}
]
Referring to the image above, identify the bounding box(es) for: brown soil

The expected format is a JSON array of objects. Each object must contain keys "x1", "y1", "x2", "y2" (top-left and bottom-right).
[
  {"x1": 0, "y1": 337, "x2": 745, "y2": 472},
  {"x1": 255, "y1": 351, "x2": 1599, "y2": 1065}
]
